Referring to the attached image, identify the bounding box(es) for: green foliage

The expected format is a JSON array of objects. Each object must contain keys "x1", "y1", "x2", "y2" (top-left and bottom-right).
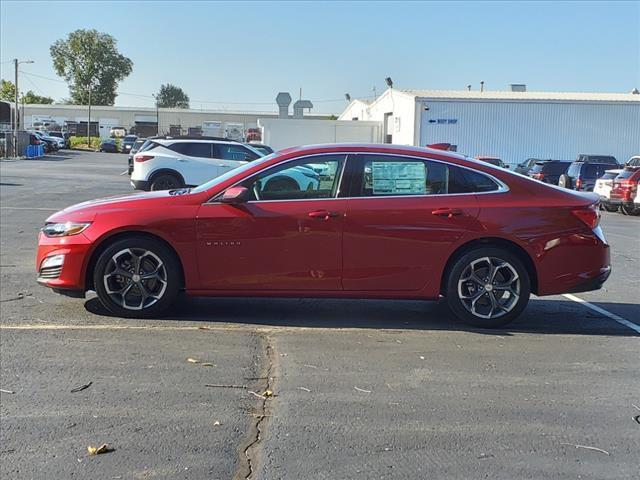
[
  {"x1": 1, "y1": 79, "x2": 16, "y2": 102},
  {"x1": 69, "y1": 136, "x2": 101, "y2": 150},
  {"x1": 50, "y1": 29, "x2": 133, "y2": 106},
  {"x1": 22, "y1": 91, "x2": 54, "y2": 104},
  {"x1": 1, "y1": 79, "x2": 54, "y2": 104},
  {"x1": 156, "y1": 83, "x2": 190, "y2": 108}
]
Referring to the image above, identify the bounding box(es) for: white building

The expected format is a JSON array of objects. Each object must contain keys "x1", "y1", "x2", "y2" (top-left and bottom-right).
[{"x1": 339, "y1": 87, "x2": 640, "y2": 165}]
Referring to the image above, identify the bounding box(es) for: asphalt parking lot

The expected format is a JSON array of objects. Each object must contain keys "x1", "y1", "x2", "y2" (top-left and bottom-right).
[{"x1": 1, "y1": 151, "x2": 639, "y2": 479}]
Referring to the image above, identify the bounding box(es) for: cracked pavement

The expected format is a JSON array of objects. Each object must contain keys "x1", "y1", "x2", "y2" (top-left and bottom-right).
[{"x1": 1, "y1": 152, "x2": 639, "y2": 479}]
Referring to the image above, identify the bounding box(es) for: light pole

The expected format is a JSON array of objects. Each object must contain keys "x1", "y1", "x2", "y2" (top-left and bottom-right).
[
  {"x1": 152, "y1": 94, "x2": 160, "y2": 135},
  {"x1": 13, "y1": 58, "x2": 34, "y2": 157},
  {"x1": 87, "y1": 83, "x2": 92, "y2": 149}
]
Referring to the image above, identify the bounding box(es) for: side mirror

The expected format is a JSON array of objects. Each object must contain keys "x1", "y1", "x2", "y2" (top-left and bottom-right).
[
  {"x1": 220, "y1": 186, "x2": 249, "y2": 204},
  {"x1": 505, "y1": 165, "x2": 510, "y2": 169}
]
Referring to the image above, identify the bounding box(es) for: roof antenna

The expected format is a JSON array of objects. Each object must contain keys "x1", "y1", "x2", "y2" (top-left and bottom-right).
[{"x1": 480, "y1": 81, "x2": 485, "y2": 92}]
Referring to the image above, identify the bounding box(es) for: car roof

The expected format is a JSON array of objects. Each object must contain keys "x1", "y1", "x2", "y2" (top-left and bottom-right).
[{"x1": 278, "y1": 143, "x2": 471, "y2": 160}]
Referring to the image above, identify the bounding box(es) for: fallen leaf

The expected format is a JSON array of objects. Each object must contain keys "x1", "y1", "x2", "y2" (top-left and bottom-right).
[
  {"x1": 263, "y1": 389, "x2": 274, "y2": 397},
  {"x1": 354, "y1": 386, "x2": 372, "y2": 393},
  {"x1": 201, "y1": 363, "x2": 215, "y2": 367},
  {"x1": 187, "y1": 358, "x2": 199, "y2": 364},
  {"x1": 87, "y1": 444, "x2": 113, "y2": 455},
  {"x1": 213, "y1": 420, "x2": 221, "y2": 427}
]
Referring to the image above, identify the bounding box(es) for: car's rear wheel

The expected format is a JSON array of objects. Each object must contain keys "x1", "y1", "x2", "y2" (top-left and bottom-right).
[
  {"x1": 620, "y1": 204, "x2": 640, "y2": 216},
  {"x1": 93, "y1": 237, "x2": 180, "y2": 318},
  {"x1": 150, "y1": 173, "x2": 182, "y2": 191},
  {"x1": 602, "y1": 203, "x2": 618, "y2": 212},
  {"x1": 446, "y1": 247, "x2": 530, "y2": 328}
]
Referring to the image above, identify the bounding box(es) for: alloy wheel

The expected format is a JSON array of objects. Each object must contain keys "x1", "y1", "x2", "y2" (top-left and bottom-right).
[
  {"x1": 457, "y1": 256, "x2": 520, "y2": 319},
  {"x1": 103, "y1": 248, "x2": 168, "y2": 310}
]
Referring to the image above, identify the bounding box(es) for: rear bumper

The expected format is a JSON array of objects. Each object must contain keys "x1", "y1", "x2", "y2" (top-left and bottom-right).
[{"x1": 535, "y1": 228, "x2": 611, "y2": 296}]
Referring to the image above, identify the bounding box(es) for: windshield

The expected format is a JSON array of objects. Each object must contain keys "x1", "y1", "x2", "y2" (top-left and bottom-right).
[{"x1": 191, "y1": 152, "x2": 280, "y2": 193}]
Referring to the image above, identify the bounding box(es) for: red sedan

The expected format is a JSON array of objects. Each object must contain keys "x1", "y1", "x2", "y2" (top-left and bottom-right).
[{"x1": 36, "y1": 144, "x2": 610, "y2": 328}]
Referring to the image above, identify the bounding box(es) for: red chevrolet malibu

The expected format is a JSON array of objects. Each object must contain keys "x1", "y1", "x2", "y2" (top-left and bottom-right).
[{"x1": 36, "y1": 144, "x2": 610, "y2": 328}]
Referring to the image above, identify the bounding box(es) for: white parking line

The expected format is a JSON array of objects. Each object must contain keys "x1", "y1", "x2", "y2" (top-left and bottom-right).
[{"x1": 563, "y1": 294, "x2": 640, "y2": 334}]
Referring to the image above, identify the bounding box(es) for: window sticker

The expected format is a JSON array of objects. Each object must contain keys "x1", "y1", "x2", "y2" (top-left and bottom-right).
[{"x1": 372, "y1": 162, "x2": 426, "y2": 195}]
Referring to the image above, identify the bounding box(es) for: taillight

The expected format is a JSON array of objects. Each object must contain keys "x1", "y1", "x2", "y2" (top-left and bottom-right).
[
  {"x1": 572, "y1": 204, "x2": 600, "y2": 230},
  {"x1": 575, "y1": 177, "x2": 583, "y2": 190},
  {"x1": 134, "y1": 155, "x2": 154, "y2": 162},
  {"x1": 533, "y1": 173, "x2": 545, "y2": 180}
]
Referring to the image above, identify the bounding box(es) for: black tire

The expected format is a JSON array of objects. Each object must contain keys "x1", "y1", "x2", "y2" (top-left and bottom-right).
[
  {"x1": 602, "y1": 203, "x2": 618, "y2": 213},
  {"x1": 150, "y1": 173, "x2": 182, "y2": 191},
  {"x1": 445, "y1": 247, "x2": 531, "y2": 328},
  {"x1": 93, "y1": 236, "x2": 181, "y2": 318},
  {"x1": 621, "y1": 204, "x2": 640, "y2": 216}
]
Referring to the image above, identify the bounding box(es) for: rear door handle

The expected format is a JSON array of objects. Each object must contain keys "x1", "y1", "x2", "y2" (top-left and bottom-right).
[
  {"x1": 308, "y1": 210, "x2": 340, "y2": 220},
  {"x1": 431, "y1": 208, "x2": 463, "y2": 218}
]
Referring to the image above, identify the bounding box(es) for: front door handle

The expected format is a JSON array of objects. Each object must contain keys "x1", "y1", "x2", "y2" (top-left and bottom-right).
[
  {"x1": 308, "y1": 210, "x2": 340, "y2": 220},
  {"x1": 431, "y1": 207, "x2": 463, "y2": 218}
]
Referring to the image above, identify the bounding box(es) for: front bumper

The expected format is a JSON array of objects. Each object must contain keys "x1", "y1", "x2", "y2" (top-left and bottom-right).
[
  {"x1": 36, "y1": 232, "x2": 92, "y2": 292},
  {"x1": 131, "y1": 179, "x2": 151, "y2": 191}
]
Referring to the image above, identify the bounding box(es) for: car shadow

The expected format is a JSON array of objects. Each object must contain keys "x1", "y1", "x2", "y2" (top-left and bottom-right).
[{"x1": 84, "y1": 296, "x2": 639, "y2": 337}]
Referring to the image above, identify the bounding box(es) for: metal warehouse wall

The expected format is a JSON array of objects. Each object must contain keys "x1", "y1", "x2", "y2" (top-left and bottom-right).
[{"x1": 418, "y1": 100, "x2": 640, "y2": 165}]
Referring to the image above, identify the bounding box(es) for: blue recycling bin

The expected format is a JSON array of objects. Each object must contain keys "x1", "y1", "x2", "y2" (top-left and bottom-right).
[
  {"x1": 25, "y1": 144, "x2": 35, "y2": 158},
  {"x1": 37, "y1": 144, "x2": 44, "y2": 157}
]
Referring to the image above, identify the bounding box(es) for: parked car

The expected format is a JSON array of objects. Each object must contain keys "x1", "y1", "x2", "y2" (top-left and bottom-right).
[
  {"x1": 99, "y1": 138, "x2": 119, "y2": 153},
  {"x1": 476, "y1": 156, "x2": 509, "y2": 169},
  {"x1": 527, "y1": 160, "x2": 571, "y2": 184},
  {"x1": 36, "y1": 143, "x2": 610, "y2": 328},
  {"x1": 121, "y1": 135, "x2": 138, "y2": 154},
  {"x1": 48, "y1": 131, "x2": 70, "y2": 149},
  {"x1": 625, "y1": 155, "x2": 640, "y2": 168},
  {"x1": 30, "y1": 131, "x2": 59, "y2": 153},
  {"x1": 574, "y1": 154, "x2": 619, "y2": 166},
  {"x1": 130, "y1": 136, "x2": 264, "y2": 191},
  {"x1": 609, "y1": 167, "x2": 640, "y2": 216},
  {"x1": 128, "y1": 138, "x2": 147, "y2": 175},
  {"x1": 247, "y1": 143, "x2": 274, "y2": 155},
  {"x1": 593, "y1": 169, "x2": 622, "y2": 212},
  {"x1": 515, "y1": 158, "x2": 542, "y2": 175},
  {"x1": 558, "y1": 162, "x2": 612, "y2": 191}
]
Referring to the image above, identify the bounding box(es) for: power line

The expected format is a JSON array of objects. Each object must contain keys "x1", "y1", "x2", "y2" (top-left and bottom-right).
[{"x1": 17, "y1": 70, "x2": 375, "y2": 106}]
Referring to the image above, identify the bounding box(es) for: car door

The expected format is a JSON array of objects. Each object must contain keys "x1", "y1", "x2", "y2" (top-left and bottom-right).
[
  {"x1": 195, "y1": 154, "x2": 347, "y2": 291},
  {"x1": 341, "y1": 154, "x2": 481, "y2": 292},
  {"x1": 167, "y1": 142, "x2": 220, "y2": 185}
]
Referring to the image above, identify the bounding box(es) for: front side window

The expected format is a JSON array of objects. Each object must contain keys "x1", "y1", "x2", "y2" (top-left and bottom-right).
[
  {"x1": 350, "y1": 155, "x2": 497, "y2": 197},
  {"x1": 216, "y1": 144, "x2": 259, "y2": 161},
  {"x1": 240, "y1": 155, "x2": 345, "y2": 201}
]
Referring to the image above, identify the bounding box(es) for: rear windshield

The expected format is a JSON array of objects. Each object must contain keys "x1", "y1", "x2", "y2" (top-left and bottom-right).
[
  {"x1": 582, "y1": 155, "x2": 617, "y2": 164},
  {"x1": 542, "y1": 162, "x2": 570, "y2": 174},
  {"x1": 49, "y1": 132, "x2": 63, "y2": 138},
  {"x1": 600, "y1": 171, "x2": 619, "y2": 180},
  {"x1": 530, "y1": 163, "x2": 544, "y2": 173},
  {"x1": 584, "y1": 164, "x2": 609, "y2": 178},
  {"x1": 124, "y1": 135, "x2": 137, "y2": 141},
  {"x1": 616, "y1": 168, "x2": 639, "y2": 180}
]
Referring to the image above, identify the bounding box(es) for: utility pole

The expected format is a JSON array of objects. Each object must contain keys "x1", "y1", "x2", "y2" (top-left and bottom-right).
[
  {"x1": 87, "y1": 84, "x2": 92, "y2": 149},
  {"x1": 12, "y1": 58, "x2": 34, "y2": 157},
  {"x1": 13, "y1": 59, "x2": 18, "y2": 157},
  {"x1": 152, "y1": 94, "x2": 159, "y2": 135}
]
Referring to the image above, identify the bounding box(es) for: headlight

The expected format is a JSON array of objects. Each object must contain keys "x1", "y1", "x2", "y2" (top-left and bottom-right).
[{"x1": 42, "y1": 222, "x2": 91, "y2": 237}]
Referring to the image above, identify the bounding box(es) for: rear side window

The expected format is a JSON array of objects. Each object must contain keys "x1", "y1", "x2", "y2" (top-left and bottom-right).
[
  {"x1": 588, "y1": 156, "x2": 617, "y2": 164},
  {"x1": 567, "y1": 163, "x2": 581, "y2": 177},
  {"x1": 168, "y1": 142, "x2": 212, "y2": 158},
  {"x1": 460, "y1": 169, "x2": 500, "y2": 193},
  {"x1": 529, "y1": 163, "x2": 544, "y2": 174},
  {"x1": 139, "y1": 140, "x2": 161, "y2": 153},
  {"x1": 348, "y1": 155, "x2": 499, "y2": 196}
]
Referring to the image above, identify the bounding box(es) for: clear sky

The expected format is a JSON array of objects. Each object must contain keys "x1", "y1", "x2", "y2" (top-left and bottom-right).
[{"x1": 1, "y1": 0, "x2": 638, "y2": 113}]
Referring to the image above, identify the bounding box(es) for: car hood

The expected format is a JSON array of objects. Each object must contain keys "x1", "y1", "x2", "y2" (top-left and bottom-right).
[{"x1": 45, "y1": 190, "x2": 176, "y2": 223}]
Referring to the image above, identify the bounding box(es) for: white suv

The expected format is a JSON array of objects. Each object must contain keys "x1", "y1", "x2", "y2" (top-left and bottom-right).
[{"x1": 130, "y1": 137, "x2": 264, "y2": 191}]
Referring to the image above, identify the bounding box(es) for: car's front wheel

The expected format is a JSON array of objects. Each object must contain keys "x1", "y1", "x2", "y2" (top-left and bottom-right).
[
  {"x1": 621, "y1": 204, "x2": 640, "y2": 216},
  {"x1": 446, "y1": 247, "x2": 531, "y2": 328},
  {"x1": 93, "y1": 237, "x2": 180, "y2": 318}
]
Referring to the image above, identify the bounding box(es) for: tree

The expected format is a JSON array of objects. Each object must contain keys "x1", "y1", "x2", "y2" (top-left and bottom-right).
[
  {"x1": 155, "y1": 83, "x2": 190, "y2": 108},
  {"x1": 0, "y1": 79, "x2": 16, "y2": 102},
  {"x1": 50, "y1": 29, "x2": 133, "y2": 105},
  {"x1": 0, "y1": 79, "x2": 53, "y2": 104},
  {"x1": 22, "y1": 91, "x2": 54, "y2": 104}
]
